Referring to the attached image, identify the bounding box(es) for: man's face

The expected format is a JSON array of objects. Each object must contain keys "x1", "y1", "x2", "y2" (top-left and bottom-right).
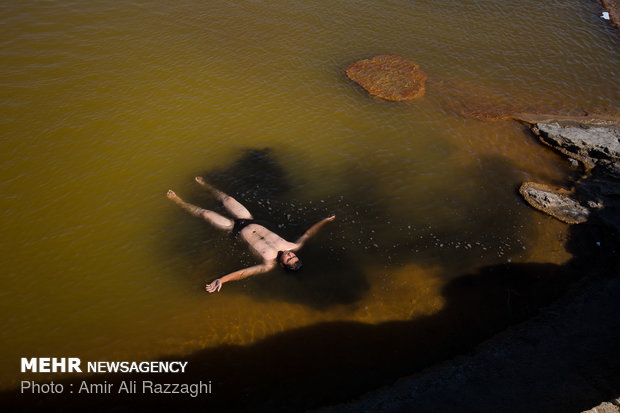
[{"x1": 280, "y1": 250, "x2": 301, "y2": 270}]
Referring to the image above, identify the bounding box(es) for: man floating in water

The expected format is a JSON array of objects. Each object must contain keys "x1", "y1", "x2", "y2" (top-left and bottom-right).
[{"x1": 167, "y1": 177, "x2": 335, "y2": 293}]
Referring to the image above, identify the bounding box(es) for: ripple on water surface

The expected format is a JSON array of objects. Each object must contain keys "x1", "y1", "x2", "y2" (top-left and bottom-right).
[{"x1": 0, "y1": 0, "x2": 618, "y2": 392}]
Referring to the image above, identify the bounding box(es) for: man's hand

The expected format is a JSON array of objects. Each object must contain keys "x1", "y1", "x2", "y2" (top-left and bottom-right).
[
  {"x1": 326, "y1": 214, "x2": 336, "y2": 221},
  {"x1": 205, "y1": 278, "x2": 222, "y2": 293}
]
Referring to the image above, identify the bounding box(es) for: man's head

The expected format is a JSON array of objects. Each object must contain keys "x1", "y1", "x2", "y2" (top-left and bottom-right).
[{"x1": 277, "y1": 250, "x2": 303, "y2": 271}]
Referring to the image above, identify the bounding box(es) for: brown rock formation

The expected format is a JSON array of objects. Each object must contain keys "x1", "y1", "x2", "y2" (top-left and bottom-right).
[{"x1": 345, "y1": 55, "x2": 427, "y2": 101}]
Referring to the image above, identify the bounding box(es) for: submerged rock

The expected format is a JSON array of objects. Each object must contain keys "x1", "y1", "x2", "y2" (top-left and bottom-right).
[
  {"x1": 436, "y1": 79, "x2": 530, "y2": 121},
  {"x1": 519, "y1": 182, "x2": 589, "y2": 224},
  {"x1": 434, "y1": 79, "x2": 620, "y2": 122},
  {"x1": 344, "y1": 55, "x2": 427, "y2": 101}
]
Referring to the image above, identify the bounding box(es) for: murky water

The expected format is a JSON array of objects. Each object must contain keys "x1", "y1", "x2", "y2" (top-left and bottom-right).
[{"x1": 1, "y1": 0, "x2": 619, "y2": 395}]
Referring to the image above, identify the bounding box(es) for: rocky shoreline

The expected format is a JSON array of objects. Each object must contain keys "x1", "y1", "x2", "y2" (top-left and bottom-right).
[
  {"x1": 520, "y1": 119, "x2": 620, "y2": 237},
  {"x1": 319, "y1": 273, "x2": 620, "y2": 413}
]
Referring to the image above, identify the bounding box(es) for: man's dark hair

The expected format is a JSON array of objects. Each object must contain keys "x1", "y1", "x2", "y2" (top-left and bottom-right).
[
  {"x1": 277, "y1": 251, "x2": 303, "y2": 272},
  {"x1": 288, "y1": 259, "x2": 303, "y2": 271}
]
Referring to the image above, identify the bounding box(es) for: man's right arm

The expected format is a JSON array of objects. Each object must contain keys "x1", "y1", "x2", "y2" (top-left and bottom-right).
[{"x1": 205, "y1": 262, "x2": 275, "y2": 293}]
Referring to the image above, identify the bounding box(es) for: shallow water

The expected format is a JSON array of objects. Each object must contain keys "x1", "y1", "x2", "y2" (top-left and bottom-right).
[{"x1": 1, "y1": 0, "x2": 619, "y2": 392}]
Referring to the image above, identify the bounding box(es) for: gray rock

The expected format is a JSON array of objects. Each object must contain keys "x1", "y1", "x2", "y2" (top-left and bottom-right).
[
  {"x1": 582, "y1": 397, "x2": 620, "y2": 413},
  {"x1": 519, "y1": 120, "x2": 620, "y2": 233},
  {"x1": 533, "y1": 122, "x2": 620, "y2": 170},
  {"x1": 519, "y1": 182, "x2": 590, "y2": 224}
]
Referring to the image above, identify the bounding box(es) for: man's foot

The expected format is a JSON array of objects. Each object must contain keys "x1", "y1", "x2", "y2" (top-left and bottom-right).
[
  {"x1": 195, "y1": 177, "x2": 225, "y2": 200},
  {"x1": 195, "y1": 176, "x2": 218, "y2": 191},
  {"x1": 195, "y1": 176, "x2": 209, "y2": 187},
  {"x1": 167, "y1": 190, "x2": 180, "y2": 202}
]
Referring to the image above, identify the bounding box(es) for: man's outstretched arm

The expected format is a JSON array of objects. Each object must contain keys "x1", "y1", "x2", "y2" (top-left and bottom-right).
[
  {"x1": 205, "y1": 262, "x2": 275, "y2": 293},
  {"x1": 293, "y1": 215, "x2": 336, "y2": 251}
]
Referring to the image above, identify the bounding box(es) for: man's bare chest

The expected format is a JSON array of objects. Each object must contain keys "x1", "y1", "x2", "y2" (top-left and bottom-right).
[{"x1": 240, "y1": 225, "x2": 295, "y2": 255}]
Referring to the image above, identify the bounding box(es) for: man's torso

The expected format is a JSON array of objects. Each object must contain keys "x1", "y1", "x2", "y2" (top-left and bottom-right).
[{"x1": 240, "y1": 223, "x2": 297, "y2": 262}]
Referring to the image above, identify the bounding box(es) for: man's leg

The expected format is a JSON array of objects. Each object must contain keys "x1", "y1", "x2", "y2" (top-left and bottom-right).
[
  {"x1": 167, "y1": 190, "x2": 233, "y2": 231},
  {"x1": 194, "y1": 177, "x2": 253, "y2": 219}
]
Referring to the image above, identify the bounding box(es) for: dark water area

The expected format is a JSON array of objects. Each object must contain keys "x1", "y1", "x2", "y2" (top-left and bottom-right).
[
  {"x1": 162, "y1": 148, "x2": 550, "y2": 312},
  {"x1": 4, "y1": 217, "x2": 618, "y2": 412}
]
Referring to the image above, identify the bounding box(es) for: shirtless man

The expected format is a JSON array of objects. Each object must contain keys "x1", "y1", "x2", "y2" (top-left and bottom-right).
[{"x1": 167, "y1": 177, "x2": 335, "y2": 293}]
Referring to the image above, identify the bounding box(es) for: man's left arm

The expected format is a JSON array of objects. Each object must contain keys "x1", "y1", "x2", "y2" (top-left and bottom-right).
[{"x1": 293, "y1": 215, "x2": 336, "y2": 250}]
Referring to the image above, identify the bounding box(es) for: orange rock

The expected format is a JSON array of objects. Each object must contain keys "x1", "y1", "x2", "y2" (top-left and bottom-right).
[{"x1": 345, "y1": 55, "x2": 427, "y2": 101}]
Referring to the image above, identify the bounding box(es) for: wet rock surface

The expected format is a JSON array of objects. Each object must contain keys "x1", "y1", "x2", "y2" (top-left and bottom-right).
[
  {"x1": 344, "y1": 55, "x2": 427, "y2": 101},
  {"x1": 522, "y1": 120, "x2": 620, "y2": 238},
  {"x1": 519, "y1": 182, "x2": 590, "y2": 224},
  {"x1": 532, "y1": 121, "x2": 620, "y2": 172}
]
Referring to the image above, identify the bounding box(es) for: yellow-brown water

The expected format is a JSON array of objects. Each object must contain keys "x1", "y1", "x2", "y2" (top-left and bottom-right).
[{"x1": 1, "y1": 0, "x2": 619, "y2": 395}]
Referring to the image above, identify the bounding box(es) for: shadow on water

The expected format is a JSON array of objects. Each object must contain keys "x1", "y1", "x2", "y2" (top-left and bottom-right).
[
  {"x1": 161, "y1": 148, "x2": 372, "y2": 309},
  {"x1": 5, "y1": 219, "x2": 618, "y2": 412},
  {"x1": 162, "y1": 148, "x2": 538, "y2": 310},
  {"x1": 202, "y1": 148, "x2": 294, "y2": 201}
]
